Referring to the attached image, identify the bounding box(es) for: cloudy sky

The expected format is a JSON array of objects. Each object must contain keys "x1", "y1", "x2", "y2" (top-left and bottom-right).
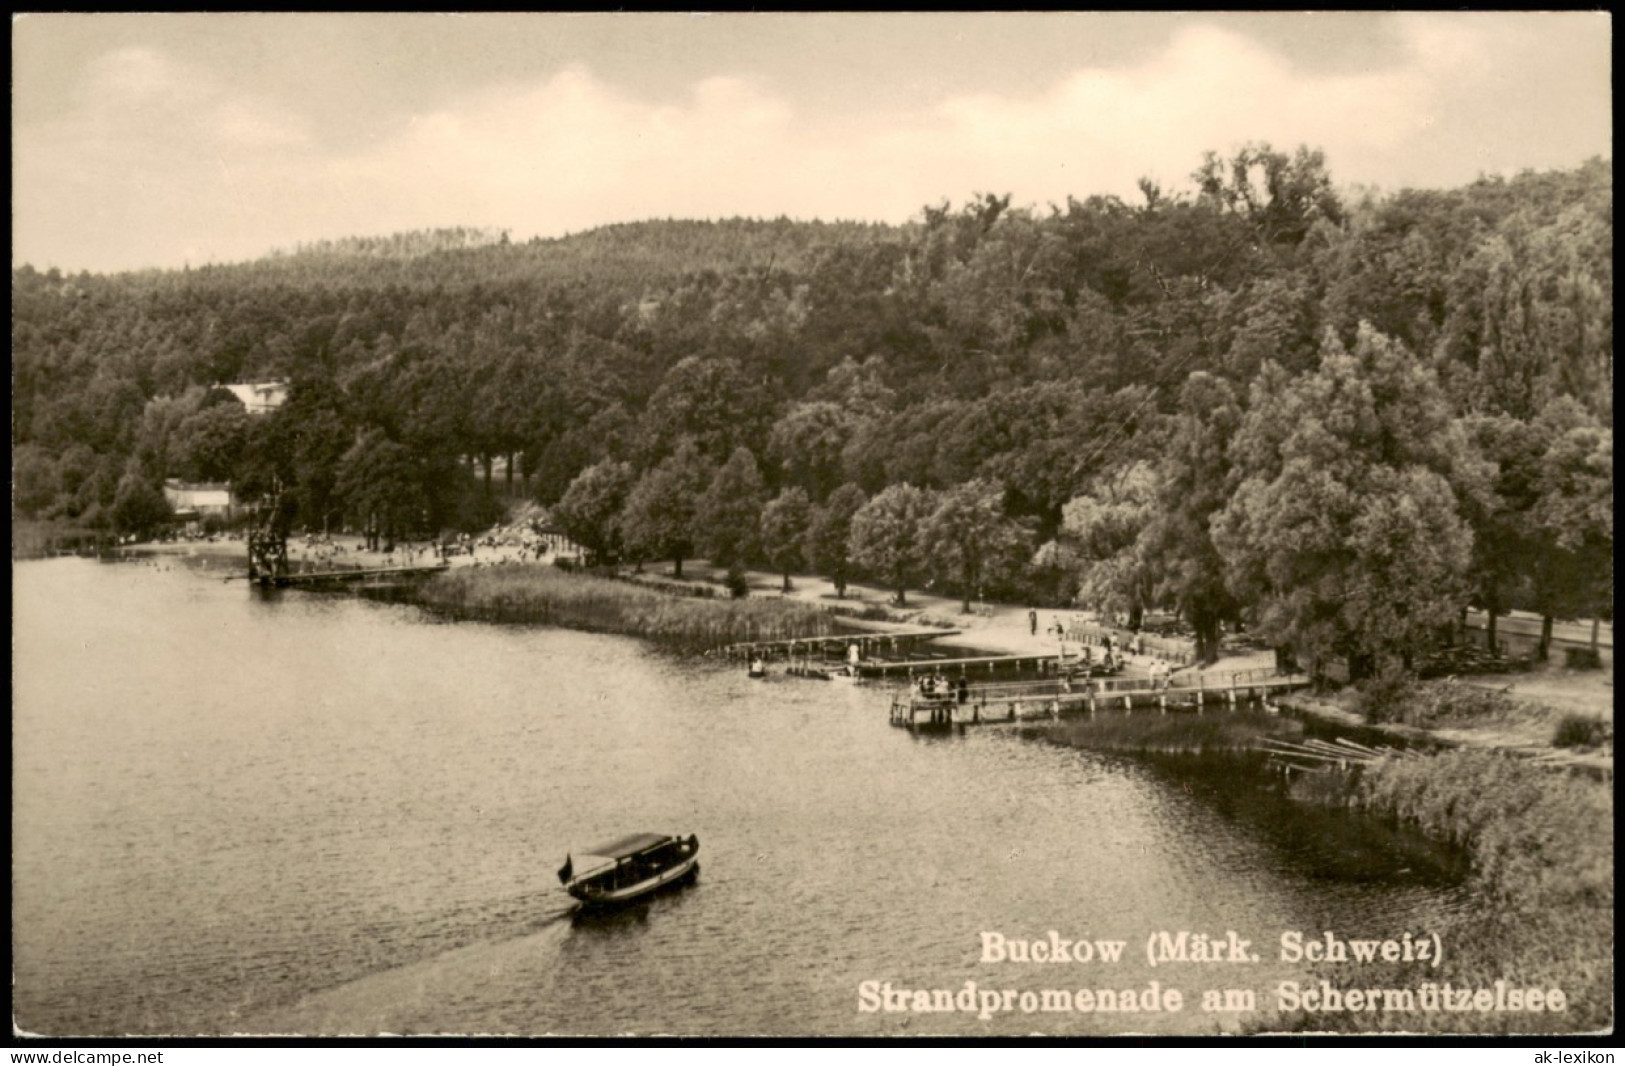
[{"x1": 13, "y1": 12, "x2": 1612, "y2": 274}]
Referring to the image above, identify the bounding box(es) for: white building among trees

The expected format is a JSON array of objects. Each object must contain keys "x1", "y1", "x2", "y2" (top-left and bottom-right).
[{"x1": 220, "y1": 382, "x2": 288, "y2": 415}]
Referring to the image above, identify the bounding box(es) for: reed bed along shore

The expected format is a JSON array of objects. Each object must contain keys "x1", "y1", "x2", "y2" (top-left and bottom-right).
[
  {"x1": 12, "y1": 519, "x2": 109, "y2": 560},
  {"x1": 1031, "y1": 708, "x2": 1291, "y2": 755},
  {"x1": 419, "y1": 563, "x2": 840, "y2": 653},
  {"x1": 1034, "y1": 700, "x2": 1611, "y2": 1033},
  {"x1": 1261, "y1": 748, "x2": 1613, "y2": 1034}
]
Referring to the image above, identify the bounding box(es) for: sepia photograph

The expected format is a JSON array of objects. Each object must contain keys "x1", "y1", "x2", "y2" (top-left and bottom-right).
[{"x1": 11, "y1": 12, "x2": 1613, "y2": 1042}]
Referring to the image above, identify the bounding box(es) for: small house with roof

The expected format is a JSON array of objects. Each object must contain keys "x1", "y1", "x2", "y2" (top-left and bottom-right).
[
  {"x1": 163, "y1": 480, "x2": 236, "y2": 531},
  {"x1": 220, "y1": 382, "x2": 289, "y2": 415}
]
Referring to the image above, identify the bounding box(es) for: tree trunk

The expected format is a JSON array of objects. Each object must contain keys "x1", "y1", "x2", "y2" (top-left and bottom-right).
[
  {"x1": 834, "y1": 574, "x2": 847, "y2": 599},
  {"x1": 1537, "y1": 614, "x2": 1554, "y2": 662},
  {"x1": 1274, "y1": 644, "x2": 1297, "y2": 673},
  {"x1": 1486, "y1": 607, "x2": 1499, "y2": 654},
  {"x1": 481, "y1": 454, "x2": 493, "y2": 495},
  {"x1": 896, "y1": 584, "x2": 907, "y2": 606},
  {"x1": 1591, "y1": 615, "x2": 1601, "y2": 654},
  {"x1": 505, "y1": 452, "x2": 515, "y2": 496},
  {"x1": 1128, "y1": 602, "x2": 1144, "y2": 631},
  {"x1": 781, "y1": 571, "x2": 792, "y2": 594},
  {"x1": 1193, "y1": 618, "x2": 1222, "y2": 666},
  {"x1": 673, "y1": 556, "x2": 684, "y2": 580}
]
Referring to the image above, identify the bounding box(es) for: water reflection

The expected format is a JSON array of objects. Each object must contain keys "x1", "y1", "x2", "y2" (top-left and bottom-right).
[{"x1": 14, "y1": 556, "x2": 1468, "y2": 1036}]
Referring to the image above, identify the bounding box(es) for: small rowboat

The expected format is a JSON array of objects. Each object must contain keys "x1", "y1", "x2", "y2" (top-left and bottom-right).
[{"x1": 558, "y1": 833, "x2": 700, "y2": 907}]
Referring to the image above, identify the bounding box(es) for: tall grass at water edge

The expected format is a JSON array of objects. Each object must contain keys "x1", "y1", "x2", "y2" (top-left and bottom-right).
[
  {"x1": 1033, "y1": 697, "x2": 1612, "y2": 1033},
  {"x1": 419, "y1": 565, "x2": 839, "y2": 653},
  {"x1": 1031, "y1": 709, "x2": 1288, "y2": 755},
  {"x1": 1265, "y1": 749, "x2": 1613, "y2": 1034},
  {"x1": 13, "y1": 519, "x2": 107, "y2": 560}
]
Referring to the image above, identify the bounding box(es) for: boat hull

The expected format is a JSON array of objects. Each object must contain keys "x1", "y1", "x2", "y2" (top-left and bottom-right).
[{"x1": 567, "y1": 854, "x2": 700, "y2": 907}]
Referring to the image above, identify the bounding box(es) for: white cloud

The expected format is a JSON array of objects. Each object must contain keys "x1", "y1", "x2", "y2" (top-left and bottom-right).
[
  {"x1": 916, "y1": 23, "x2": 1437, "y2": 205},
  {"x1": 86, "y1": 46, "x2": 181, "y2": 102},
  {"x1": 321, "y1": 65, "x2": 810, "y2": 238},
  {"x1": 211, "y1": 99, "x2": 312, "y2": 149},
  {"x1": 12, "y1": 16, "x2": 1611, "y2": 273}
]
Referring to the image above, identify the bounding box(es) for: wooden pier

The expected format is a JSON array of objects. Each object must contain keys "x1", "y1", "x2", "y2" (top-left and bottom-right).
[
  {"x1": 715, "y1": 629, "x2": 1115, "y2": 686},
  {"x1": 721, "y1": 627, "x2": 958, "y2": 654},
  {"x1": 718, "y1": 628, "x2": 960, "y2": 669},
  {"x1": 783, "y1": 650, "x2": 1074, "y2": 680},
  {"x1": 242, "y1": 561, "x2": 450, "y2": 587},
  {"x1": 888, "y1": 668, "x2": 1313, "y2": 729},
  {"x1": 860, "y1": 650, "x2": 1065, "y2": 678}
]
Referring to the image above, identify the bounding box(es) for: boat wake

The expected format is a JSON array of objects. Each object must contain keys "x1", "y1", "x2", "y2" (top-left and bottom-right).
[{"x1": 235, "y1": 893, "x2": 580, "y2": 1034}]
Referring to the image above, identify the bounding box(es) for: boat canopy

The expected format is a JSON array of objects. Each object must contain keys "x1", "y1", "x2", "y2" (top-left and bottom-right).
[{"x1": 579, "y1": 833, "x2": 673, "y2": 862}]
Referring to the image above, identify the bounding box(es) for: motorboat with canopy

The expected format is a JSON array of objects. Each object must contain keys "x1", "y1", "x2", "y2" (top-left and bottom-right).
[{"x1": 557, "y1": 832, "x2": 700, "y2": 906}]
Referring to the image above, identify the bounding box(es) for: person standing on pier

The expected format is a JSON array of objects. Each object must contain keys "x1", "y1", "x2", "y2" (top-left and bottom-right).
[{"x1": 1029, "y1": 607, "x2": 1038, "y2": 636}]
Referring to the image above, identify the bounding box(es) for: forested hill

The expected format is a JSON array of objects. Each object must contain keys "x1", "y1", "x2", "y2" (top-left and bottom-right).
[
  {"x1": 13, "y1": 147, "x2": 1612, "y2": 677},
  {"x1": 68, "y1": 217, "x2": 914, "y2": 293}
]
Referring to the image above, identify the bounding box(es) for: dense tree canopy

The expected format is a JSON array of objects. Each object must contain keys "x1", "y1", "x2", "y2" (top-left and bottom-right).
[
  {"x1": 13, "y1": 151, "x2": 1611, "y2": 676},
  {"x1": 1212, "y1": 326, "x2": 1481, "y2": 678},
  {"x1": 554, "y1": 459, "x2": 635, "y2": 566},
  {"x1": 921, "y1": 479, "x2": 1031, "y2": 612},
  {"x1": 804, "y1": 483, "x2": 867, "y2": 599},
  {"x1": 850, "y1": 483, "x2": 936, "y2": 605},
  {"x1": 620, "y1": 440, "x2": 712, "y2": 577},
  {"x1": 694, "y1": 447, "x2": 767, "y2": 568},
  {"x1": 759, "y1": 487, "x2": 812, "y2": 593}
]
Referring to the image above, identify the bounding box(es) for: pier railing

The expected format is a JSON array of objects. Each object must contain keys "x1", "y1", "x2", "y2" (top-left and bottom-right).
[
  {"x1": 893, "y1": 667, "x2": 1305, "y2": 703},
  {"x1": 717, "y1": 627, "x2": 958, "y2": 661},
  {"x1": 1065, "y1": 621, "x2": 1198, "y2": 666},
  {"x1": 888, "y1": 666, "x2": 1312, "y2": 728}
]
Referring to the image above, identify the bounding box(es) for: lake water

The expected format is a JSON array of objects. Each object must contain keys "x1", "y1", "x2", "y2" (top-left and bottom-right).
[{"x1": 13, "y1": 556, "x2": 1467, "y2": 1036}]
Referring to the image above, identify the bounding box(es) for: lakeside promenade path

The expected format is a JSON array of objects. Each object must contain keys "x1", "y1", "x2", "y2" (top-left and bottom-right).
[{"x1": 128, "y1": 533, "x2": 1610, "y2": 760}]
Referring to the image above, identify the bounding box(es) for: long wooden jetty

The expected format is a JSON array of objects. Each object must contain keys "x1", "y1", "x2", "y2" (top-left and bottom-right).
[
  {"x1": 718, "y1": 627, "x2": 959, "y2": 662},
  {"x1": 888, "y1": 668, "x2": 1313, "y2": 728},
  {"x1": 713, "y1": 628, "x2": 1118, "y2": 685},
  {"x1": 239, "y1": 561, "x2": 450, "y2": 587},
  {"x1": 860, "y1": 650, "x2": 1064, "y2": 678}
]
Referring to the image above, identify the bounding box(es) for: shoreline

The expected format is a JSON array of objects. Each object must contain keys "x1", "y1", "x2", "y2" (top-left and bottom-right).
[
  {"x1": 90, "y1": 534, "x2": 1614, "y2": 771},
  {"x1": 34, "y1": 533, "x2": 1614, "y2": 1035}
]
